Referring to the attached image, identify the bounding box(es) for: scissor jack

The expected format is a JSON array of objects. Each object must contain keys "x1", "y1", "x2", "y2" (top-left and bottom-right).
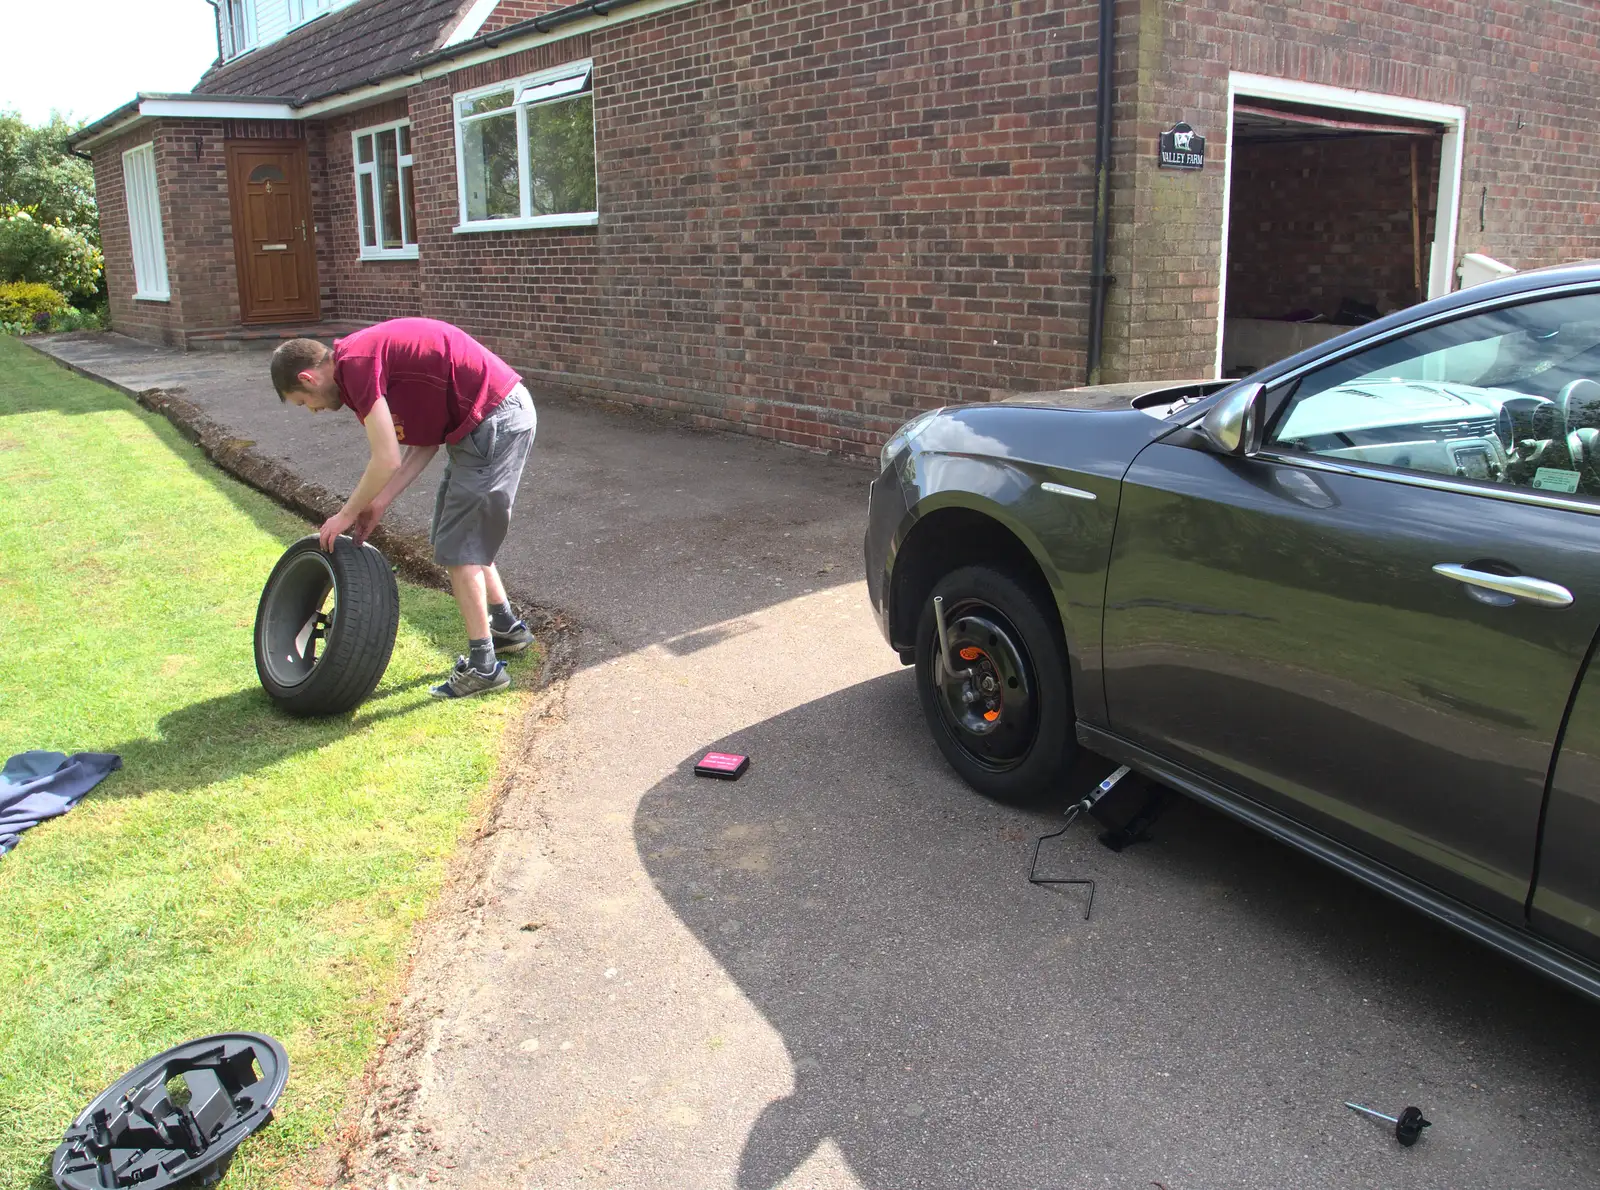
[{"x1": 1027, "y1": 763, "x2": 1168, "y2": 918}]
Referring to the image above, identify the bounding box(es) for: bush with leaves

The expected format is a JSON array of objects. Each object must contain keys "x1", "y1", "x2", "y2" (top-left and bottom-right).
[
  {"x1": 0, "y1": 205, "x2": 102, "y2": 302},
  {"x1": 0, "y1": 112, "x2": 96, "y2": 230},
  {"x1": 0, "y1": 279, "x2": 67, "y2": 324},
  {"x1": 0, "y1": 112, "x2": 102, "y2": 303}
]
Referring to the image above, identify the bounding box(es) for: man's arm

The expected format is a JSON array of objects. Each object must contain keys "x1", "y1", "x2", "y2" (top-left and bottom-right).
[
  {"x1": 349, "y1": 442, "x2": 440, "y2": 545},
  {"x1": 319, "y1": 397, "x2": 404, "y2": 551}
]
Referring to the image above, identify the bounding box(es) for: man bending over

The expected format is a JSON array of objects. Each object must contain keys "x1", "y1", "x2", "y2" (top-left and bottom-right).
[{"x1": 269, "y1": 318, "x2": 536, "y2": 699}]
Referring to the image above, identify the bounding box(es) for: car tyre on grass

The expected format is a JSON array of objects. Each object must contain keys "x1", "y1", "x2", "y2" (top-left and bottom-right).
[
  {"x1": 915, "y1": 564, "x2": 1075, "y2": 802},
  {"x1": 254, "y1": 535, "x2": 399, "y2": 716}
]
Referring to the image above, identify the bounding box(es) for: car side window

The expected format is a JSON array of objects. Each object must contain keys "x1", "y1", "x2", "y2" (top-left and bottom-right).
[{"x1": 1266, "y1": 292, "x2": 1600, "y2": 499}]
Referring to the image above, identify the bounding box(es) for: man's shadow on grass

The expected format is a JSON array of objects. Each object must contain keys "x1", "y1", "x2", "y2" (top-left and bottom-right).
[
  {"x1": 90, "y1": 680, "x2": 432, "y2": 800},
  {"x1": 88, "y1": 608, "x2": 465, "y2": 800}
]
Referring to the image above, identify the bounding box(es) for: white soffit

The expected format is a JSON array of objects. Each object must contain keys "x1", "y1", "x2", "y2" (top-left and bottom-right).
[
  {"x1": 137, "y1": 97, "x2": 298, "y2": 120},
  {"x1": 442, "y1": 0, "x2": 502, "y2": 47}
]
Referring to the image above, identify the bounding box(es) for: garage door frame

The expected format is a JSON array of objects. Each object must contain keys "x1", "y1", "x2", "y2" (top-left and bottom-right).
[{"x1": 1216, "y1": 72, "x2": 1468, "y2": 379}]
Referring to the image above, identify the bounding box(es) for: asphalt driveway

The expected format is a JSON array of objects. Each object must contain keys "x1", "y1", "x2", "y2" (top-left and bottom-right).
[{"x1": 31, "y1": 333, "x2": 1600, "y2": 1189}]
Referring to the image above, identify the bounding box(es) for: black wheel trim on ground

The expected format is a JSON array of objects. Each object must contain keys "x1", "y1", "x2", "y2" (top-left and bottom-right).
[
  {"x1": 932, "y1": 601, "x2": 1038, "y2": 770},
  {"x1": 258, "y1": 548, "x2": 337, "y2": 689},
  {"x1": 51, "y1": 1032, "x2": 288, "y2": 1190}
]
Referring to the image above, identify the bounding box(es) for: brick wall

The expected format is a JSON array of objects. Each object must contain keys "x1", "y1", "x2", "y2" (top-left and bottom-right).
[
  {"x1": 405, "y1": 0, "x2": 1103, "y2": 457},
  {"x1": 1105, "y1": 0, "x2": 1600, "y2": 384},
  {"x1": 92, "y1": 121, "x2": 238, "y2": 344},
  {"x1": 479, "y1": 0, "x2": 570, "y2": 35},
  {"x1": 405, "y1": 37, "x2": 602, "y2": 406},
  {"x1": 312, "y1": 99, "x2": 424, "y2": 324},
  {"x1": 1227, "y1": 134, "x2": 1439, "y2": 322},
  {"x1": 158, "y1": 119, "x2": 241, "y2": 335},
  {"x1": 94, "y1": 130, "x2": 180, "y2": 346},
  {"x1": 92, "y1": 0, "x2": 1600, "y2": 457}
]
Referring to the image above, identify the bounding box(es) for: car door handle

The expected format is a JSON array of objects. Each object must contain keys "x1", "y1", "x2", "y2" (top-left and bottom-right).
[{"x1": 1432, "y1": 563, "x2": 1574, "y2": 608}]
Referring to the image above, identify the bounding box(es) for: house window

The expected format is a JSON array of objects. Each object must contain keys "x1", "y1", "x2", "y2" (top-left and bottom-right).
[
  {"x1": 292, "y1": 0, "x2": 335, "y2": 27},
  {"x1": 453, "y1": 60, "x2": 597, "y2": 233},
  {"x1": 354, "y1": 120, "x2": 417, "y2": 260},
  {"x1": 121, "y1": 143, "x2": 168, "y2": 301},
  {"x1": 218, "y1": 0, "x2": 254, "y2": 60}
]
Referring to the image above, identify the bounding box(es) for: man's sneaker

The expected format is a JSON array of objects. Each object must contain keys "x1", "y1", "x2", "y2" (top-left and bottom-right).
[
  {"x1": 430, "y1": 657, "x2": 511, "y2": 699},
  {"x1": 492, "y1": 618, "x2": 536, "y2": 655}
]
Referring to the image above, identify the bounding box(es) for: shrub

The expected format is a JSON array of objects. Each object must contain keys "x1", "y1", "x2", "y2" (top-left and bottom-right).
[
  {"x1": 0, "y1": 206, "x2": 102, "y2": 301},
  {"x1": 52, "y1": 305, "x2": 103, "y2": 332},
  {"x1": 0, "y1": 279, "x2": 66, "y2": 324},
  {"x1": 0, "y1": 295, "x2": 105, "y2": 336}
]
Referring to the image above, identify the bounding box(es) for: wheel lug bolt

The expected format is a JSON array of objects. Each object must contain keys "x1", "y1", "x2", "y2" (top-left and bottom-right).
[{"x1": 1344, "y1": 1102, "x2": 1431, "y2": 1147}]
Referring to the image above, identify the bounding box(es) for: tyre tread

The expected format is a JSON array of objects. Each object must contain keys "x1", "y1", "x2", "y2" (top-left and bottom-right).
[{"x1": 254, "y1": 536, "x2": 400, "y2": 716}]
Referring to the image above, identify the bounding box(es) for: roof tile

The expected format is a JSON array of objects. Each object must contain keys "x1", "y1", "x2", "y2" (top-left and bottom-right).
[{"x1": 194, "y1": 0, "x2": 475, "y2": 105}]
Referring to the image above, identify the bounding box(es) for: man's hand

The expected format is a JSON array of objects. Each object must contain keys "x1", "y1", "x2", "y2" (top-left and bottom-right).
[
  {"x1": 351, "y1": 501, "x2": 386, "y2": 546},
  {"x1": 319, "y1": 508, "x2": 357, "y2": 552}
]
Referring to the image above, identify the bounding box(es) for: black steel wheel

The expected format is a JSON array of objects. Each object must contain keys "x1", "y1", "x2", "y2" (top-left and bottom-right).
[
  {"x1": 253, "y1": 535, "x2": 399, "y2": 716},
  {"x1": 915, "y1": 565, "x2": 1075, "y2": 801}
]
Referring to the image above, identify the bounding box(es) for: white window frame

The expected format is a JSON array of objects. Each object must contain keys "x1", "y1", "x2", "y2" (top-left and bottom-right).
[
  {"x1": 292, "y1": 0, "x2": 335, "y2": 28},
  {"x1": 452, "y1": 59, "x2": 598, "y2": 234},
  {"x1": 121, "y1": 143, "x2": 169, "y2": 302},
  {"x1": 219, "y1": 0, "x2": 256, "y2": 61},
  {"x1": 353, "y1": 118, "x2": 418, "y2": 261}
]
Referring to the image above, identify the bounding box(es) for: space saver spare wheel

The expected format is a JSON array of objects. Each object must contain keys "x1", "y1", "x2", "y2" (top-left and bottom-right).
[
  {"x1": 915, "y1": 564, "x2": 1075, "y2": 802},
  {"x1": 254, "y1": 535, "x2": 399, "y2": 715}
]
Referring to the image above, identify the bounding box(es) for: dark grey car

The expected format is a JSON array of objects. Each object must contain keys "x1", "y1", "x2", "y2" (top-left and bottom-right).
[{"x1": 865, "y1": 262, "x2": 1600, "y2": 1001}]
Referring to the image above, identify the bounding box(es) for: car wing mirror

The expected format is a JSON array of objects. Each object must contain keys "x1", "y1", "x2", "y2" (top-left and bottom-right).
[{"x1": 1196, "y1": 382, "x2": 1265, "y2": 457}]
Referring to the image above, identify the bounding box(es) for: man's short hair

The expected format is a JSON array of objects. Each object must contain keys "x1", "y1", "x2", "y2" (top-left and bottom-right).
[{"x1": 270, "y1": 338, "x2": 331, "y2": 401}]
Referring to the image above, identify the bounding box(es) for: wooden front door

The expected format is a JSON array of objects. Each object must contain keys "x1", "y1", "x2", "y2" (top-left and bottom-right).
[{"x1": 227, "y1": 142, "x2": 319, "y2": 324}]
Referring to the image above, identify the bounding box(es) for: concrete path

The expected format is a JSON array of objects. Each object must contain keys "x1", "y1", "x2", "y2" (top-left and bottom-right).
[{"x1": 31, "y1": 333, "x2": 1600, "y2": 1190}]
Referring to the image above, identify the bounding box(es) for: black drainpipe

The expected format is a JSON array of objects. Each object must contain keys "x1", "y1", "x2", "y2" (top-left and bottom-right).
[{"x1": 1085, "y1": 0, "x2": 1116, "y2": 386}]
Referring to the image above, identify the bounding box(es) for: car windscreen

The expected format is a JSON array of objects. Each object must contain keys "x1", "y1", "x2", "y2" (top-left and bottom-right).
[{"x1": 1293, "y1": 292, "x2": 1600, "y2": 405}]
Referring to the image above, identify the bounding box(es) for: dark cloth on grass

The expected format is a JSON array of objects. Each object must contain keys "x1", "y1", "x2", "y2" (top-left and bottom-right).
[{"x1": 0, "y1": 751, "x2": 121, "y2": 856}]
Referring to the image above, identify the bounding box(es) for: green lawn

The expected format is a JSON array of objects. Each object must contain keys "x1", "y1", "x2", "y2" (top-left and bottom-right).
[{"x1": 0, "y1": 336, "x2": 535, "y2": 1188}]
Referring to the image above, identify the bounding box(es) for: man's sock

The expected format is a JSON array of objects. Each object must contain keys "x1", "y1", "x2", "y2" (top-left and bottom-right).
[
  {"x1": 488, "y1": 601, "x2": 519, "y2": 633},
  {"x1": 468, "y1": 637, "x2": 497, "y2": 672}
]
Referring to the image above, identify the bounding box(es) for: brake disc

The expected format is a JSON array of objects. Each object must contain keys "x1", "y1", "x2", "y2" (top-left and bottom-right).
[{"x1": 51, "y1": 1033, "x2": 288, "y2": 1190}]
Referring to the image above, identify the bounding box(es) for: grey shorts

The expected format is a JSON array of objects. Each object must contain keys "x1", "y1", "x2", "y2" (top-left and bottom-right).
[{"x1": 431, "y1": 383, "x2": 537, "y2": 567}]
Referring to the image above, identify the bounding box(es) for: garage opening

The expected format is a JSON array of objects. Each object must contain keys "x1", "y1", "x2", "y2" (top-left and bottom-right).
[{"x1": 1221, "y1": 100, "x2": 1447, "y2": 378}]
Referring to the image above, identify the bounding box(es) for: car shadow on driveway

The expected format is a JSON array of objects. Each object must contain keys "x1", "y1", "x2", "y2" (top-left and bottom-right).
[{"x1": 637, "y1": 671, "x2": 1600, "y2": 1190}]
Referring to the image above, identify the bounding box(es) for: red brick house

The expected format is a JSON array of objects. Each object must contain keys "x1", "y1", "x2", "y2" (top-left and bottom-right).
[{"x1": 74, "y1": 0, "x2": 1600, "y2": 457}]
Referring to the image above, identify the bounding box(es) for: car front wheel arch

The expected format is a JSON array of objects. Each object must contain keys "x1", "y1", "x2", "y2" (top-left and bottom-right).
[{"x1": 891, "y1": 507, "x2": 1060, "y2": 650}]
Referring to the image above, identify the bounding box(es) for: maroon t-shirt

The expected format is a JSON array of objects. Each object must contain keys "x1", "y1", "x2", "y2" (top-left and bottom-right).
[{"x1": 332, "y1": 318, "x2": 521, "y2": 447}]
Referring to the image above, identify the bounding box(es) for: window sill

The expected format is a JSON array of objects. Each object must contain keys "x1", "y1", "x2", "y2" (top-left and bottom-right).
[
  {"x1": 359, "y1": 247, "x2": 420, "y2": 261},
  {"x1": 452, "y1": 212, "x2": 598, "y2": 234},
  {"x1": 133, "y1": 293, "x2": 171, "y2": 303}
]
